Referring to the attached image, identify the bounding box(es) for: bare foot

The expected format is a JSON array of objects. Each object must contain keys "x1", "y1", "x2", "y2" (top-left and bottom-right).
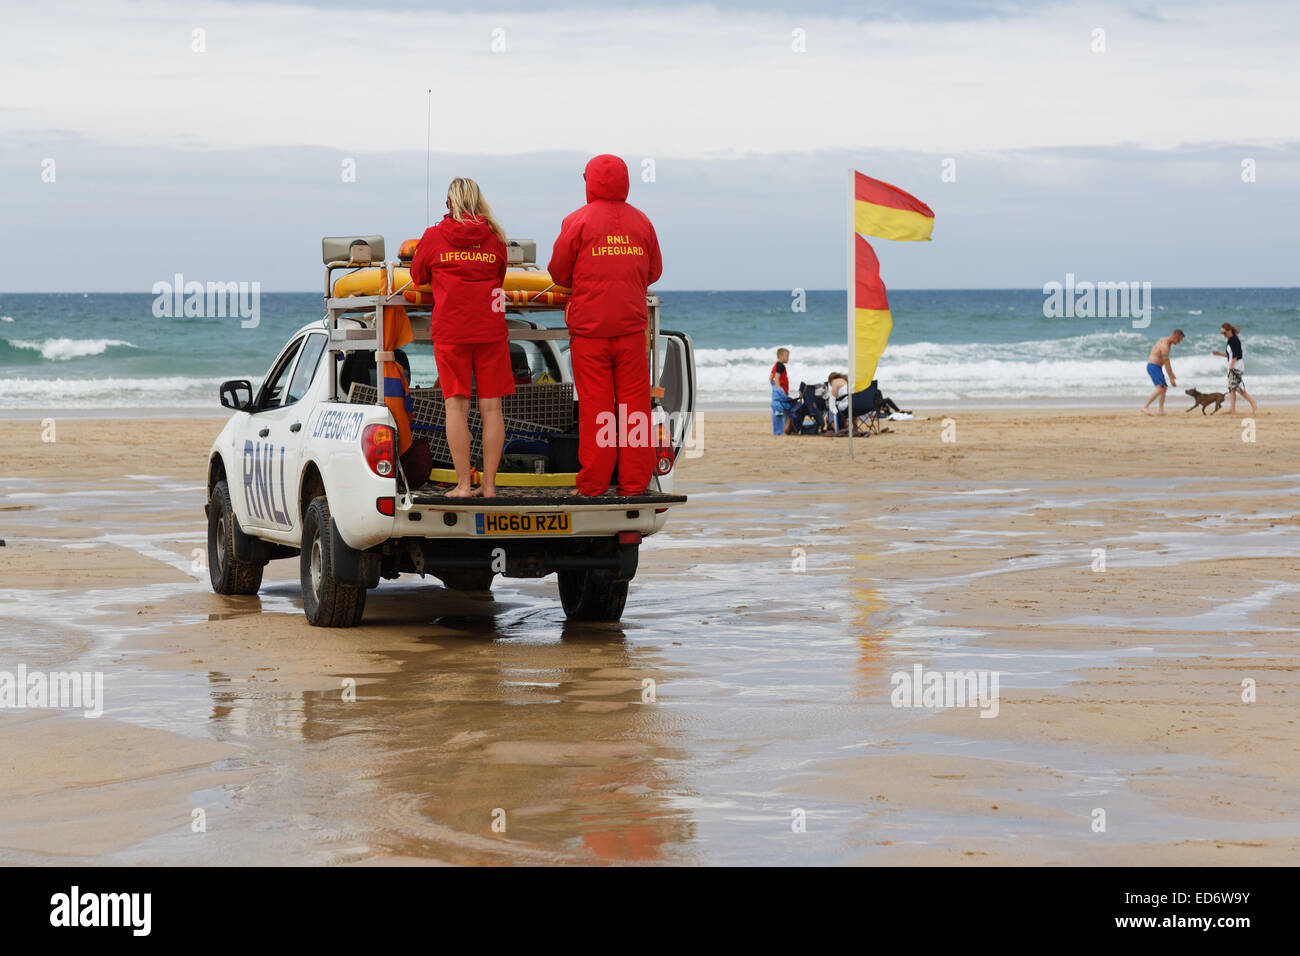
[
  {"x1": 479, "y1": 485, "x2": 496, "y2": 498},
  {"x1": 1140, "y1": 407, "x2": 1154, "y2": 415},
  {"x1": 445, "y1": 484, "x2": 476, "y2": 498}
]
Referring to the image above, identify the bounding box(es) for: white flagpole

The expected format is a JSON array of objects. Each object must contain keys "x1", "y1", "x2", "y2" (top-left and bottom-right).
[{"x1": 846, "y1": 167, "x2": 855, "y2": 462}]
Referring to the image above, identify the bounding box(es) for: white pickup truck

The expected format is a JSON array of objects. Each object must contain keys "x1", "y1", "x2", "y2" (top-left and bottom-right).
[{"x1": 205, "y1": 235, "x2": 695, "y2": 626}]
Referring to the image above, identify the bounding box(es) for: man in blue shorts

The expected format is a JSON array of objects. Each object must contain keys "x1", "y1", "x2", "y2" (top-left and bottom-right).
[{"x1": 1141, "y1": 329, "x2": 1184, "y2": 415}]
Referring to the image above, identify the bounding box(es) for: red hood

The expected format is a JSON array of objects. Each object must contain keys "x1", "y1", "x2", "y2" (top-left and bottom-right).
[
  {"x1": 584, "y1": 155, "x2": 629, "y2": 203},
  {"x1": 441, "y1": 214, "x2": 494, "y2": 247}
]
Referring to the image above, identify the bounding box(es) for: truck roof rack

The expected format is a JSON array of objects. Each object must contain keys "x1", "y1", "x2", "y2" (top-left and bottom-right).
[{"x1": 320, "y1": 236, "x2": 664, "y2": 409}]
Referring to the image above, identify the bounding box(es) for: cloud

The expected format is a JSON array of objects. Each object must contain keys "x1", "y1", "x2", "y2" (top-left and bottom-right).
[
  {"x1": 5, "y1": 1, "x2": 1296, "y2": 292},
  {"x1": 4, "y1": 140, "x2": 1297, "y2": 291},
  {"x1": 3, "y1": 0, "x2": 1298, "y2": 156}
]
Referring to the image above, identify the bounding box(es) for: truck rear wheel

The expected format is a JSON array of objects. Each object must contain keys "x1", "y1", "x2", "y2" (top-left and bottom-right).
[
  {"x1": 301, "y1": 496, "x2": 366, "y2": 627},
  {"x1": 208, "y1": 479, "x2": 264, "y2": 595},
  {"x1": 557, "y1": 569, "x2": 629, "y2": 622}
]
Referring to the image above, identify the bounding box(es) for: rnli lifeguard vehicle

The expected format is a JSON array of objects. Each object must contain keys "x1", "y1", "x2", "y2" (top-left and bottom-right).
[{"x1": 204, "y1": 236, "x2": 696, "y2": 625}]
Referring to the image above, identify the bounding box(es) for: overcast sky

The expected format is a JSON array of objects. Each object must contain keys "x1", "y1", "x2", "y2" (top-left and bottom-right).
[{"x1": 2, "y1": 0, "x2": 1297, "y2": 290}]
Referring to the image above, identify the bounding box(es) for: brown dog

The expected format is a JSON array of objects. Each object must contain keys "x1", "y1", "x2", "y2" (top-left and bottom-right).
[{"x1": 1185, "y1": 387, "x2": 1225, "y2": 415}]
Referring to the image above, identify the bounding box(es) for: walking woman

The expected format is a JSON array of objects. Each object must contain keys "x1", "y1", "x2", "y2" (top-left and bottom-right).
[
  {"x1": 1212, "y1": 322, "x2": 1259, "y2": 414},
  {"x1": 410, "y1": 178, "x2": 512, "y2": 497}
]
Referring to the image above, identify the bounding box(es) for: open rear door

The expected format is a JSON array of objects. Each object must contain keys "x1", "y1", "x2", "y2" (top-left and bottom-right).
[{"x1": 656, "y1": 329, "x2": 696, "y2": 460}]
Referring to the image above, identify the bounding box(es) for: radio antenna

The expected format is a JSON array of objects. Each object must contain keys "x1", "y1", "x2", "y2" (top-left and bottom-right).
[{"x1": 425, "y1": 88, "x2": 432, "y2": 226}]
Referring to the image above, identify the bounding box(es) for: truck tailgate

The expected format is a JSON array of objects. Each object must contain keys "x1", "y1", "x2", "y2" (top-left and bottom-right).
[
  {"x1": 399, "y1": 490, "x2": 687, "y2": 539},
  {"x1": 408, "y1": 491, "x2": 687, "y2": 507}
]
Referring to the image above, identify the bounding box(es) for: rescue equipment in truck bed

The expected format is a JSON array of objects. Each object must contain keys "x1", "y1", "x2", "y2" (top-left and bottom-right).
[{"x1": 332, "y1": 266, "x2": 571, "y2": 308}]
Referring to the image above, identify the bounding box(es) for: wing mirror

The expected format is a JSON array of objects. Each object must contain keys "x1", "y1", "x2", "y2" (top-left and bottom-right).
[{"x1": 220, "y1": 379, "x2": 253, "y2": 410}]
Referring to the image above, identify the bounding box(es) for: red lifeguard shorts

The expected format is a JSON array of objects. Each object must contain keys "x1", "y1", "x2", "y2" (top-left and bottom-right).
[{"x1": 434, "y1": 339, "x2": 516, "y2": 400}]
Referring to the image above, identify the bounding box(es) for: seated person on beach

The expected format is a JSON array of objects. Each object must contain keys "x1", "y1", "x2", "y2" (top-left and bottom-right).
[
  {"x1": 828, "y1": 372, "x2": 851, "y2": 430},
  {"x1": 828, "y1": 373, "x2": 908, "y2": 430},
  {"x1": 1141, "y1": 329, "x2": 1184, "y2": 415},
  {"x1": 871, "y1": 395, "x2": 904, "y2": 417}
]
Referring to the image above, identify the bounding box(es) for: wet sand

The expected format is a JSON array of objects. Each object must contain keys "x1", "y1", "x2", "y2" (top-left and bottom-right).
[{"x1": 0, "y1": 407, "x2": 1297, "y2": 864}]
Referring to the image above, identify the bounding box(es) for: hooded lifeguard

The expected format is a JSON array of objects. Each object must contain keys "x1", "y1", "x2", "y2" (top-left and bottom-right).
[
  {"x1": 549, "y1": 155, "x2": 662, "y2": 338},
  {"x1": 548, "y1": 155, "x2": 662, "y2": 497}
]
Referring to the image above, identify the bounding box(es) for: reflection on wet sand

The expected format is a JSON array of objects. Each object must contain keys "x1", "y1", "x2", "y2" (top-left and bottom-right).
[
  {"x1": 0, "y1": 470, "x2": 873, "y2": 865},
  {"x1": 200, "y1": 587, "x2": 696, "y2": 864},
  {"x1": 6, "y1": 412, "x2": 1300, "y2": 864},
  {"x1": 851, "y1": 555, "x2": 891, "y2": 690}
]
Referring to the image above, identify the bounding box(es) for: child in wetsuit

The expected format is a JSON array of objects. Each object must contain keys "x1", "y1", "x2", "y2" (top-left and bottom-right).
[{"x1": 770, "y1": 347, "x2": 790, "y2": 435}]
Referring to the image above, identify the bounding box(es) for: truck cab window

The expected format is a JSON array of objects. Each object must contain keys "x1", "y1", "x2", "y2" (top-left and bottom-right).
[
  {"x1": 402, "y1": 338, "x2": 562, "y2": 390},
  {"x1": 510, "y1": 340, "x2": 563, "y2": 383},
  {"x1": 258, "y1": 336, "x2": 304, "y2": 409},
  {"x1": 403, "y1": 340, "x2": 438, "y2": 389},
  {"x1": 287, "y1": 333, "x2": 327, "y2": 405}
]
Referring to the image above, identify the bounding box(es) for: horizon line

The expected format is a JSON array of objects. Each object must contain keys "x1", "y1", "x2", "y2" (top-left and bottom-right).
[{"x1": 3, "y1": 285, "x2": 1299, "y2": 296}]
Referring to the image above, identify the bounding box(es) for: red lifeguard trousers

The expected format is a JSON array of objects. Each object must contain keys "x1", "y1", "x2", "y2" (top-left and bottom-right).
[{"x1": 570, "y1": 330, "x2": 654, "y2": 497}]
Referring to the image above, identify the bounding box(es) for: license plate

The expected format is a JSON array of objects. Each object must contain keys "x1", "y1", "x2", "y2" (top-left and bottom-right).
[{"x1": 474, "y1": 512, "x2": 571, "y2": 536}]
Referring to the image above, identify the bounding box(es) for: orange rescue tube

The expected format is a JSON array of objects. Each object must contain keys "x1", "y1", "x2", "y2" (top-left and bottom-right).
[
  {"x1": 334, "y1": 263, "x2": 570, "y2": 307},
  {"x1": 402, "y1": 269, "x2": 570, "y2": 307}
]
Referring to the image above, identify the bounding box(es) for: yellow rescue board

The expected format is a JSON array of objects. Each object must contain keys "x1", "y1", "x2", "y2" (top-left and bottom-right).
[
  {"x1": 427, "y1": 468, "x2": 578, "y2": 488},
  {"x1": 331, "y1": 267, "x2": 413, "y2": 298},
  {"x1": 332, "y1": 268, "x2": 569, "y2": 303}
]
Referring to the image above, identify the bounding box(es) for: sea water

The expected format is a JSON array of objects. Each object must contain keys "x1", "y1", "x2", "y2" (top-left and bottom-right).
[{"x1": 1, "y1": 288, "x2": 1295, "y2": 410}]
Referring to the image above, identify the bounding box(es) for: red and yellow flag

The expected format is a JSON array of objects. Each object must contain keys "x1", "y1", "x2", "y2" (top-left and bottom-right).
[
  {"x1": 854, "y1": 235, "x2": 892, "y2": 391},
  {"x1": 854, "y1": 172, "x2": 935, "y2": 242}
]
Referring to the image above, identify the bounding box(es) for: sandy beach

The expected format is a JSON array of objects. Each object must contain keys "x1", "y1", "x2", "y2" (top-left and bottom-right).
[{"x1": 1, "y1": 406, "x2": 1297, "y2": 864}]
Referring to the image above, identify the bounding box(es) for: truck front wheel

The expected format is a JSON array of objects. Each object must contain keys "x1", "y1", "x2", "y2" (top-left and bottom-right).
[
  {"x1": 208, "y1": 479, "x2": 264, "y2": 595},
  {"x1": 557, "y1": 569, "x2": 629, "y2": 622},
  {"x1": 301, "y1": 496, "x2": 367, "y2": 627}
]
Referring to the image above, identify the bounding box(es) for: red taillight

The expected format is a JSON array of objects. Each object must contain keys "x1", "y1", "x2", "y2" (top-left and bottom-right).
[
  {"x1": 376, "y1": 497, "x2": 394, "y2": 516},
  {"x1": 362, "y1": 424, "x2": 395, "y2": 478},
  {"x1": 654, "y1": 422, "x2": 674, "y2": 475},
  {"x1": 618, "y1": 531, "x2": 642, "y2": 545}
]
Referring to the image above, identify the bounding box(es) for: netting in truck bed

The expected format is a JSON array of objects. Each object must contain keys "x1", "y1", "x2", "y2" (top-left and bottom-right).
[
  {"x1": 504, "y1": 384, "x2": 575, "y2": 431},
  {"x1": 347, "y1": 381, "x2": 574, "y2": 468}
]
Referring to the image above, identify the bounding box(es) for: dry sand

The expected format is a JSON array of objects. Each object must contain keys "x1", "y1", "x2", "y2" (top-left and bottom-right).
[{"x1": 0, "y1": 407, "x2": 1296, "y2": 864}]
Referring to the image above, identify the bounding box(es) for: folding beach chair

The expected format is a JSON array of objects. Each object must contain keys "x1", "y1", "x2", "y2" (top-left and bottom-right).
[
  {"x1": 788, "y1": 382, "x2": 835, "y2": 435},
  {"x1": 851, "y1": 380, "x2": 885, "y2": 437}
]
